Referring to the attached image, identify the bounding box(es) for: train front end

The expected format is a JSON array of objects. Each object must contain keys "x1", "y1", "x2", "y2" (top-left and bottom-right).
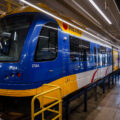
[
  {"x1": 0, "y1": 13, "x2": 38, "y2": 99},
  {"x1": 0, "y1": 13, "x2": 41, "y2": 117},
  {"x1": 0, "y1": 14, "x2": 30, "y2": 94}
]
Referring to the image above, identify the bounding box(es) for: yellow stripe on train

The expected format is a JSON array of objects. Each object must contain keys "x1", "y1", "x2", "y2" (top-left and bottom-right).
[
  {"x1": 0, "y1": 74, "x2": 78, "y2": 97},
  {"x1": 57, "y1": 20, "x2": 83, "y2": 37}
]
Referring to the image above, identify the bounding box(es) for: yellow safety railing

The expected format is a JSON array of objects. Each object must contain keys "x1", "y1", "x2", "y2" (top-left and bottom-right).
[{"x1": 31, "y1": 84, "x2": 62, "y2": 120}]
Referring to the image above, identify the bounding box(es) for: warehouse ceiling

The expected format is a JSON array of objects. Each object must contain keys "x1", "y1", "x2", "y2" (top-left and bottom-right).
[{"x1": 0, "y1": 0, "x2": 120, "y2": 47}]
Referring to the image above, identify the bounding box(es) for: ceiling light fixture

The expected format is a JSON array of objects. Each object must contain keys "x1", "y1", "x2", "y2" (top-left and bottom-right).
[
  {"x1": 72, "y1": 0, "x2": 101, "y2": 26},
  {"x1": 89, "y1": 0, "x2": 112, "y2": 24},
  {"x1": 72, "y1": 0, "x2": 120, "y2": 44},
  {"x1": 20, "y1": 0, "x2": 118, "y2": 48}
]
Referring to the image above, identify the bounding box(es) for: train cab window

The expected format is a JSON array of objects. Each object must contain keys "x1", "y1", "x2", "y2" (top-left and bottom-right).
[
  {"x1": 69, "y1": 36, "x2": 90, "y2": 62},
  {"x1": 0, "y1": 14, "x2": 33, "y2": 62},
  {"x1": 34, "y1": 22, "x2": 58, "y2": 61}
]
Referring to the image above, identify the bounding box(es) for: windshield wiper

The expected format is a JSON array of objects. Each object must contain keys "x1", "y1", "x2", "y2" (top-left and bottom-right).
[{"x1": 0, "y1": 32, "x2": 11, "y2": 37}]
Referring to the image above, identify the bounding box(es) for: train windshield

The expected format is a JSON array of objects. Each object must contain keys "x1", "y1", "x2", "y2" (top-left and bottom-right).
[{"x1": 0, "y1": 14, "x2": 33, "y2": 62}]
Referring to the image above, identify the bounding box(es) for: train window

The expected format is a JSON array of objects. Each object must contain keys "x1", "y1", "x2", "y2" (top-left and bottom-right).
[
  {"x1": 0, "y1": 14, "x2": 33, "y2": 62},
  {"x1": 34, "y1": 22, "x2": 58, "y2": 61},
  {"x1": 69, "y1": 36, "x2": 90, "y2": 62},
  {"x1": 70, "y1": 36, "x2": 80, "y2": 61},
  {"x1": 107, "y1": 50, "x2": 109, "y2": 65},
  {"x1": 94, "y1": 47, "x2": 97, "y2": 67},
  {"x1": 109, "y1": 49, "x2": 112, "y2": 65},
  {"x1": 98, "y1": 48, "x2": 100, "y2": 66},
  {"x1": 100, "y1": 46, "x2": 107, "y2": 66},
  {"x1": 82, "y1": 40, "x2": 90, "y2": 61}
]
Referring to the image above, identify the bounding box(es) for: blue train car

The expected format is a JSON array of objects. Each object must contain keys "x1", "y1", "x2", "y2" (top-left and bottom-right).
[{"x1": 0, "y1": 4, "x2": 114, "y2": 113}]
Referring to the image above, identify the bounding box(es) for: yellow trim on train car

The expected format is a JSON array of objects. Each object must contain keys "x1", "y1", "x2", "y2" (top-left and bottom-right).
[
  {"x1": 0, "y1": 89, "x2": 36, "y2": 97},
  {"x1": 0, "y1": 74, "x2": 78, "y2": 97},
  {"x1": 113, "y1": 50, "x2": 118, "y2": 71}
]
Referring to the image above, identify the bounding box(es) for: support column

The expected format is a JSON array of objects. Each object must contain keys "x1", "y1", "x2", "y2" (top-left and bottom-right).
[
  {"x1": 108, "y1": 75, "x2": 111, "y2": 89},
  {"x1": 84, "y1": 88, "x2": 87, "y2": 112},
  {"x1": 95, "y1": 85, "x2": 98, "y2": 101},
  {"x1": 112, "y1": 73, "x2": 114, "y2": 85},
  {"x1": 103, "y1": 79, "x2": 106, "y2": 93},
  {"x1": 65, "y1": 101, "x2": 70, "y2": 120}
]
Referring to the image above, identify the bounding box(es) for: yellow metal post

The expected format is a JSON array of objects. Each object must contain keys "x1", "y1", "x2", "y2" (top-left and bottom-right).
[
  {"x1": 31, "y1": 84, "x2": 62, "y2": 120},
  {"x1": 31, "y1": 98, "x2": 35, "y2": 120},
  {"x1": 41, "y1": 86, "x2": 44, "y2": 120},
  {"x1": 59, "y1": 88, "x2": 62, "y2": 120}
]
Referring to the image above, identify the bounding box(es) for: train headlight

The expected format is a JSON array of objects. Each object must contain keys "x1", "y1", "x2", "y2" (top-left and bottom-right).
[
  {"x1": 11, "y1": 73, "x2": 15, "y2": 77},
  {"x1": 5, "y1": 76, "x2": 9, "y2": 79}
]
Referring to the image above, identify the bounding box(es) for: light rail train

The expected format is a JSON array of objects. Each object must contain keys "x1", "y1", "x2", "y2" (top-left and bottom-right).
[{"x1": 0, "y1": 3, "x2": 119, "y2": 115}]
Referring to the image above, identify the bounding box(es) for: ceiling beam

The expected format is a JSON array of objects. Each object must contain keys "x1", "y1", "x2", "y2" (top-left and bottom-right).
[
  {"x1": 5, "y1": 0, "x2": 22, "y2": 7},
  {"x1": 0, "y1": 3, "x2": 6, "y2": 8},
  {"x1": 7, "y1": 2, "x2": 11, "y2": 12}
]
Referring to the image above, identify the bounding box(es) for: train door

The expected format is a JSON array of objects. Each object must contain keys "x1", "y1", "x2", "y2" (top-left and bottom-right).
[
  {"x1": 93, "y1": 44, "x2": 101, "y2": 80},
  {"x1": 59, "y1": 30, "x2": 69, "y2": 76},
  {"x1": 86, "y1": 42, "x2": 93, "y2": 70},
  {"x1": 113, "y1": 49, "x2": 118, "y2": 71},
  {"x1": 93, "y1": 44, "x2": 98, "y2": 68},
  {"x1": 68, "y1": 36, "x2": 93, "y2": 73},
  {"x1": 32, "y1": 22, "x2": 63, "y2": 83},
  {"x1": 96, "y1": 45, "x2": 102, "y2": 79},
  {"x1": 117, "y1": 50, "x2": 120, "y2": 69},
  {"x1": 97, "y1": 46, "x2": 101, "y2": 67},
  {"x1": 81, "y1": 40, "x2": 91, "y2": 71}
]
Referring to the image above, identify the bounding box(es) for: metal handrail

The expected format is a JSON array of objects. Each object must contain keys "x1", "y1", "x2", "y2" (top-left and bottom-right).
[{"x1": 31, "y1": 84, "x2": 62, "y2": 120}]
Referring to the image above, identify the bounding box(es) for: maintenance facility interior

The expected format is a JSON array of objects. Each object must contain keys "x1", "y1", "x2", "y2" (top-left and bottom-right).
[{"x1": 0, "y1": 0, "x2": 120, "y2": 120}]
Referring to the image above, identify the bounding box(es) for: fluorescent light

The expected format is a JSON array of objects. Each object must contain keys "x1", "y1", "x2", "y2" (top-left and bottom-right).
[
  {"x1": 72, "y1": 0, "x2": 101, "y2": 26},
  {"x1": 89, "y1": 0, "x2": 112, "y2": 24},
  {"x1": 19, "y1": 0, "x2": 117, "y2": 48}
]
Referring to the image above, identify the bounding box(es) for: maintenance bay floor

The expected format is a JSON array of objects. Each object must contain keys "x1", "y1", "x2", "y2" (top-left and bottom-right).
[{"x1": 69, "y1": 82, "x2": 120, "y2": 120}]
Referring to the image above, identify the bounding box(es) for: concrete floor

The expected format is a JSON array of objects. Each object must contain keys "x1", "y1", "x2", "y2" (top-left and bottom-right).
[{"x1": 69, "y1": 82, "x2": 120, "y2": 120}]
